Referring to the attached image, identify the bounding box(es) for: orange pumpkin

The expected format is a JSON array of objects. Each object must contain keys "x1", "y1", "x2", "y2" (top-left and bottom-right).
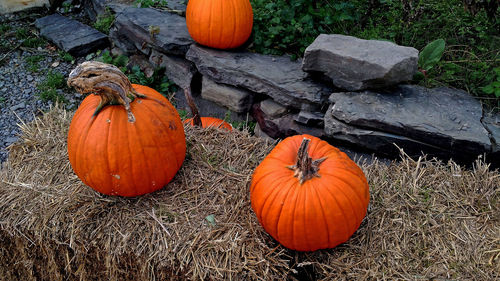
[
  {"x1": 67, "y1": 61, "x2": 186, "y2": 197},
  {"x1": 186, "y1": 0, "x2": 253, "y2": 49},
  {"x1": 184, "y1": 117, "x2": 232, "y2": 131},
  {"x1": 250, "y1": 134, "x2": 369, "y2": 251}
]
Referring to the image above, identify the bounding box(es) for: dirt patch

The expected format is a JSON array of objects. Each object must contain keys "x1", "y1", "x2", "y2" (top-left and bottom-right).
[{"x1": 0, "y1": 106, "x2": 498, "y2": 280}]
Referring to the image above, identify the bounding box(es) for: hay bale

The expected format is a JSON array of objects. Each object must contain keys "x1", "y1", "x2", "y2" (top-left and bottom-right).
[{"x1": 0, "y1": 106, "x2": 499, "y2": 280}]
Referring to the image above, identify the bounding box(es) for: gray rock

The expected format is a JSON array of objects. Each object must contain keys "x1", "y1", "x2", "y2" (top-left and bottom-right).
[
  {"x1": 482, "y1": 112, "x2": 500, "y2": 167},
  {"x1": 483, "y1": 112, "x2": 500, "y2": 152},
  {"x1": 252, "y1": 103, "x2": 324, "y2": 140},
  {"x1": 114, "y1": 7, "x2": 193, "y2": 56},
  {"x1": 303, "y1": 34, "x2": 418, "y2": 91},
  {"x1": 260, "y1": 99, "x2": 287, "y2": 118},
  {"x1": 10, "y1": 102, "x2": 26, "y2": 111},
  {"x1": 109, "y1": 26, "x2": 137, "y2": 55},
  {"x1": 294, "y1": 110, "x2": 324, "y2": 127},
  {"x1": 186, "y1": 44, "x2": 330, "y2": 110},
  {"x1": 254, "y1": 123, "x2": 275, "y2": 142},
  {"x1": 325, "y1": 113, "x2": 447, "y2": 157},
  {"x1": 4, "y1": 137, "x2": 18, "y2": 145},
  {"x1": 201, "y1": 77, "x2": 253, "y2": 113},
  {"x1": 83, "y1": 0, "x2": 131, "y2": 21},
  {"x1": 35, "y1": 14, "x2": 109, "y2": 57},
  {"x1": 325, "y1": 85, "x2": 492, "y2": 160},
  {"x1": 149, "y1": 49, "x2": 196, "y2": 90}
]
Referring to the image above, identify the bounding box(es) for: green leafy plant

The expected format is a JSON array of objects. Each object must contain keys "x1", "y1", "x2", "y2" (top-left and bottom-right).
[
  {"x1": 97, "y1": 50, "x2": 128, "y2": 72},
  {"x1": 251, "y1": 0, "x2": 358, "y2": 58},
  {"x1": 482, "y1": 67, "x2": 500, "y2": 98},
  {"x1": 418, "y1": 39, "x2": 446, "y2": 75},
  {"x1": 62, "y1": 1, "x2": 72, "y2": 13},
  {"x1": 128, "y1": 66, "x2": 177, "y2": 96},
  {"x1": 414, "y1": 39, "x2": 446, "y2": 80},
  {"x1": 93, "y1": 8, "x2": 115, "y2": 34}
]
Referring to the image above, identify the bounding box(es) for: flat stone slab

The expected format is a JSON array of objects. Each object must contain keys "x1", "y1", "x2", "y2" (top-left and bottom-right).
[
  {"x1": 201, "y1": 77, "x2": 253, "y2": 113},
  {"x1": 113, "y1": 7, "x2": 193, "y2": 56},
  {"x1": 303, "y1": 34, "x2": 418, "y2": 91},
  {"x1": 325, "y1": 85, "x2": 492, "y2": 160},
  {"x1": 35, "y1": 14, "x2": 108, "y2": 56},
  {"x1": 186, "y1": 44, "x2": 330, "y2": 111}
]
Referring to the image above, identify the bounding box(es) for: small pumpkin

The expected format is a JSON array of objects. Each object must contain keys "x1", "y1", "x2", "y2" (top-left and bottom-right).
[
  {"x1": 182, "y1": 87, "x2": 232, "y2": 131},
  {"x1": 184, "y1": 117, "x2": 233, "y2": 131},
  {"x1": 67, "y1": 61, "x2": 186, "y2": 197},
  {"x1": 250, "y1": 135, "x2": 369, "y2": 251},
  {"x1": 186, "y1": 0, "x2": 253, "y2": 49}
]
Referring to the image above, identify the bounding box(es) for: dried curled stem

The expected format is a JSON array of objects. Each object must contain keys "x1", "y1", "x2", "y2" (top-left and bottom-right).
[
  {"x1": 287, "y1": 138, "x2": 327, "y2": 184},
  {"x1": 183, "y1": 86, "x2": 202, "y2": 127},
  {"x1": 67, "y1": 61, "x2": 145, "y2": 122}
]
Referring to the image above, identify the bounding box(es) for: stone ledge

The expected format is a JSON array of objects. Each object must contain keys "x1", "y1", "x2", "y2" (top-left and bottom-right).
[{"x1": 35, "y1": 14, "x2": 108, "y2": 56}]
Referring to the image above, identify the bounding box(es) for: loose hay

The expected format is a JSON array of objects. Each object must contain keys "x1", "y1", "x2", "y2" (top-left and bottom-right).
[{"x1": 0, "y1": 106, "x2": 498, "y2": 280}]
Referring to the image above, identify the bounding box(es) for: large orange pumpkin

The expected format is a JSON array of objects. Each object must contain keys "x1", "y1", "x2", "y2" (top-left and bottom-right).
[
  {"x1": 67, "y1": 61, "x2": 186, "y2": 197},
  {"x1": 186, "y1": 0, "x2": 253, "y2": 49},
  {"x1": 250, "y1": 135, "x2": 369, "y2": 251}
]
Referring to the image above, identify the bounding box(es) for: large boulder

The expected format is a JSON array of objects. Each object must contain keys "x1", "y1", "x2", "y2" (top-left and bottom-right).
[
  {"x1": 113, "y1": 7, "x2": 193, "y2": 56},
  {"x1": 186, "y1": 44, "x2": 330, "y2": 111},
  {"x1": 303, "y1": 34, "x2": 418, "y2": 91},
  {"x1": 324, "y1": 85, "x2": 492, "y2": 162},
  {"x1": 35, "y1": 14, "x2": 108, "y2": 56}
]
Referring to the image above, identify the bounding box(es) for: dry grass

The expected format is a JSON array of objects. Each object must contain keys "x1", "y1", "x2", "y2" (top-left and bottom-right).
[{"x1": 0, "y1": 106, "x2": 498, "y2": 280}]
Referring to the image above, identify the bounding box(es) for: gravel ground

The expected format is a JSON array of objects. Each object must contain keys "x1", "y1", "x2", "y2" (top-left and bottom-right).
[{"x1": 0, "y1": 11, "x2": 87, "y2": 164}]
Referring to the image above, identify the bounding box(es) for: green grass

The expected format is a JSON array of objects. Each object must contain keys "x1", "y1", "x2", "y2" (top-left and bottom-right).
[
  {"x1": 21, "y1": 37, "x2": 46, "y2": 48},
  {"x1": 15, "y1": 28, "x2": 30, "y2": 40},
  {"x1": 0, "y1": 24, "x2": 11, "y2": 33},
  {"x1": 135, "y1": 0, "x2": 168, "y2": 8},
  {"x1": 58, "y1": 51, "x2": 74, "y2": 63},
  {"x1": 24, "y1": 55, "x2": 45, "y2": 72},
  {"x1": 37, "y1": 70, "x2": 67, "y2": 103}
]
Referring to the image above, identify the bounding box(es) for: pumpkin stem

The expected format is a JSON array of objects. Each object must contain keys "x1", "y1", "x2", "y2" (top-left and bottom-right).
[
  {"x1": 67, "y1": 61, "x2": 146, "y2": 123},
  {"x1": 287, "y1": 138, "x2": 326, "y2": 184},
  {"x1": 183, "y1": 86, "x2": 202, "y2": 127}
]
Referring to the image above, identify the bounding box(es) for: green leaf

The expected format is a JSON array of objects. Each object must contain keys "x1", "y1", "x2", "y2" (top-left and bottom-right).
[
  {"x1": 482, "y1": 85, "x2": 494, "y2": 94},
  {"x1": 205, "y1": 214, "x2": 216, "y2": 226},
  {"x1": 418, "y1": 39, "x2": 446, "y2": 71}
]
